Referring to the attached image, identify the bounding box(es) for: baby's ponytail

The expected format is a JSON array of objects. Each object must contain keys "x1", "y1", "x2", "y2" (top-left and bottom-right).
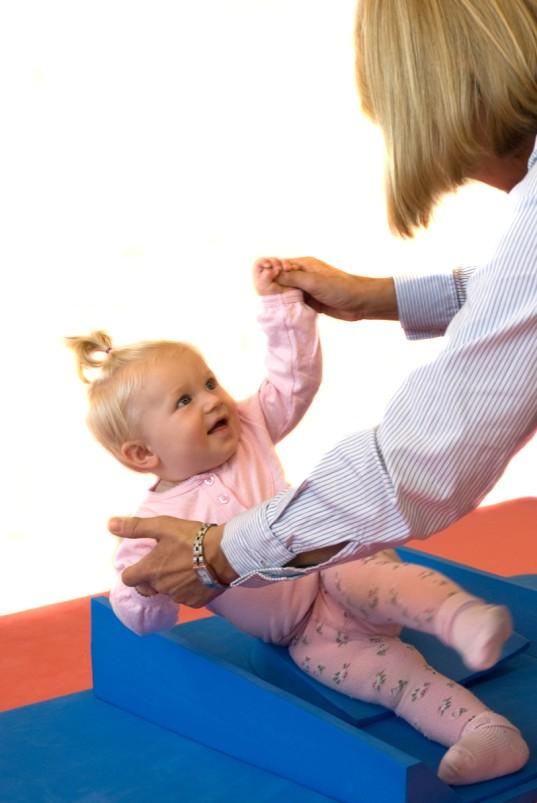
[{"x1": 65, "y1": 331, "x2": 114, "y2": 384}]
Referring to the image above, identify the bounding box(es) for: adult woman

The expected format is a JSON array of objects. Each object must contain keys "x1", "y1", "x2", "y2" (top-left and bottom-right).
[{"x1": 109, "y1": 0, "x2": 537, "y2": 607}]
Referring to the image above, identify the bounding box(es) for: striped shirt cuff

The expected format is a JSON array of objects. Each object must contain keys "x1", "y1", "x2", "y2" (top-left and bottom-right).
[
  {"x1": 453, "y1": 266, "x2": 476, "y2": 307},
  {"x1": 395, "y1": 272, "x2": 461, "y2": 340},
  {"x1": 222, "y1": 488, "x2": 301, "y2": 578},
  {"x1": 222, "y1": 506, "x2": 365, "y2": 588}
]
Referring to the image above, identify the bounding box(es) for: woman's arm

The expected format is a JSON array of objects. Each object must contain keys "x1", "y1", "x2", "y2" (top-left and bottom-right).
[
  {"x1": 275, "y1": 256, "x2": 475, "y2": 336},
  {"x1": 275, "y1": 256, "x2": 400, "y2": 321},
  {"x1": 222, "y1": 231, "x2": 536, "y2": 581}
]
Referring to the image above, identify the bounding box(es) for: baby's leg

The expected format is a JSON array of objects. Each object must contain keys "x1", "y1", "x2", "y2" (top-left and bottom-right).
[
  {"x1": 322, "y1": 555, "x2": 512, "y2": 671},
  {"x1": 289, "y1": 614, "x2": 528, "y2": 785}
]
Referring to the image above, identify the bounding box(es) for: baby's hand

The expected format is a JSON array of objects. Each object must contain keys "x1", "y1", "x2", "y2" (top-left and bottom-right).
[{"x1": 253, "y1": 257, "x2": 287, "y2": 295}]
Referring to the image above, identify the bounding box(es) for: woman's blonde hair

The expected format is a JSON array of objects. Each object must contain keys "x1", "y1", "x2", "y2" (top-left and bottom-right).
[
  {"x1": 355, "y1": 0, "x2": 537, "y2": 236},
  {"x1": 66, "y1": 331, "x2": 193, "y2": 461}
]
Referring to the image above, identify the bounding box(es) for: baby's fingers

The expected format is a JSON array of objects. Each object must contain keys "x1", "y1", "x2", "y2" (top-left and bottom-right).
[{"x1": 255, "y1": 257, "x2": 284, "y2": 271}]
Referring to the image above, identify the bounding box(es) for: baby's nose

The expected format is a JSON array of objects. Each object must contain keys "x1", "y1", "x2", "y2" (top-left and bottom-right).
[{"x1": 202, "y1": 392, "x2": 220, "y2": 411}]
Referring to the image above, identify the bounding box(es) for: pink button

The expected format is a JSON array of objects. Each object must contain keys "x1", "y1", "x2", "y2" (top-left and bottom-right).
[
  {"x1": 204, "y1": 475, "x2": 215, "y2": 486},
  {"x1": 217, "y1": 494, "x2": 230, "y2": 504}
]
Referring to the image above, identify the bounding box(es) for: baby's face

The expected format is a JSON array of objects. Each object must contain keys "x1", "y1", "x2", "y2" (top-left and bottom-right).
[{"x1": 138, "y1": 349, "x2": 240, "y2": 483}]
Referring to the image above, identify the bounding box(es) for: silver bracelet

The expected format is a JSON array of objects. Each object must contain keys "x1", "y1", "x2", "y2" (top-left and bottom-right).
[{"x1": 192, "y1": 523, "x2": 226, "y2": 589}]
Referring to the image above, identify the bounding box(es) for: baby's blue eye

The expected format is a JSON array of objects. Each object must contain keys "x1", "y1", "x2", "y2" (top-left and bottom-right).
[
  {"x1": 176, "y1": 394, "x2": 191, "y2": 408},
  {"x1": 206, "y1": 377, "x2": 217, "y2": 390}
]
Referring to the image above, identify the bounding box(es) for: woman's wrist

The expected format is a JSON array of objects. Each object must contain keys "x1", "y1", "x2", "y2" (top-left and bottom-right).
[
  {"x1": 203, "y1": 524, "x2": 239, "y2": 586},
  {"x1": 360, "y1": 276, "x2": 399, "y2": 321}
]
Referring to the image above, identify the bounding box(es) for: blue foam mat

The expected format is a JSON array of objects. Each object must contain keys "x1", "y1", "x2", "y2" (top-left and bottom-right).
[
  {"x1": 91, "y1": 595, "x2": 537, "y2": 802},
  {"x1": 3, "y1": 551, "x2": 537, "y2": 802},
  {"x1": 0, "y1": 692, "x2": 334, "y2": 803}
]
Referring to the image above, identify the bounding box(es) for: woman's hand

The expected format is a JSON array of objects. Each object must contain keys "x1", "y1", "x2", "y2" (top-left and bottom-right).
[
  {"x1": 275, "y1": 257, "x2": 398, "y2": 322},
  {"x1": 108, "y1": 516, "x2": 237, "y2": 607}
]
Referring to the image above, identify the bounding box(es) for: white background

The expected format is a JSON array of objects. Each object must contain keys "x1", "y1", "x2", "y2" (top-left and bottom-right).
[{"x1": 1, "y1": 0, "x2": 534, "y2": 614}]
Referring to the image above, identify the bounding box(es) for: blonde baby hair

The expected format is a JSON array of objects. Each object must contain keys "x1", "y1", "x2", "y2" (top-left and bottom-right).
[
  {"x1": 66, "y1": 331, "x2": 193, "y2": 463},
  {"x1": 355, "y1": 0, "x2": 537, "y2": 237}
]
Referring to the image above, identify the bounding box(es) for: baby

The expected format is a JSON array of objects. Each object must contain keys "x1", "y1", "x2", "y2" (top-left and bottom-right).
[{"x1": 67, "y1": 258, "x2": 528, "y2": 786}]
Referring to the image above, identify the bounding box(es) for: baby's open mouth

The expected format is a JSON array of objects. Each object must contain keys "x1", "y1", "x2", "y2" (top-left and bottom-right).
[{"x1": 208, "y1": 417, "x2": 228, "y2": 435}]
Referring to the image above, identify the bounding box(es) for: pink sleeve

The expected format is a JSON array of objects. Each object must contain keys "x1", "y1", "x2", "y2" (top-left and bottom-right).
[
  {"x1": 257, "y1": 290, "x2": 322, "y2": 443},
  {"x1": 109, "y1": 522, "x2": 179, "y2": 636}
]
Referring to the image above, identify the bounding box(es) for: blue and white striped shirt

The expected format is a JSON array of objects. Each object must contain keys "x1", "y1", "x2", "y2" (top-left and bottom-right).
[{"x1": 223, "y1": 138, "x2": 537, "y2": 587}]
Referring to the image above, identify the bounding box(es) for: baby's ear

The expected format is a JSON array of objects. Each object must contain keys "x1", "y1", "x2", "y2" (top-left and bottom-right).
[{"x1": 120, "y1": 441, "x2": 159, "y2": 473}]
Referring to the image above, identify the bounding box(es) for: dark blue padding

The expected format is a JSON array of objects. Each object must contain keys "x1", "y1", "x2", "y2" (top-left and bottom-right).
[
  {"x1": 249, "y1": 628, "x2": 528, "y2": 728},
  {"x1": 0, "y1": 691, "x2": 334, "y2": 803}
]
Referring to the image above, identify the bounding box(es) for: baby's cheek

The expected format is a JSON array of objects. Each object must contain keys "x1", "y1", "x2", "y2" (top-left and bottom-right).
[
  {"x1": 231, "y1": 411, "x2": 242, "y2": 443},
  {"x1": 226, "y1": 396, "x2": 239, "y2": 419},
  {"x1": 232, "y1": 414, "x2": 241, "y2": 439}
]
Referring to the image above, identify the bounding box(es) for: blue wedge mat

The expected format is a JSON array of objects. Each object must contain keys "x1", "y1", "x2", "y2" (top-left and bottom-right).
[
  {"x1": 250, "y1": 626, "x2": 527, "y2": 728},
  {"x1": 92, "y1": 594, "x2": 537, "y2": 802},
  {"x1": 154, "y1": 548, "x2": 530, "y2": 731},
  {"x1": 92, "y1": 597, "x2": 457, "y2": 803},
  {"x1": 152, "y1": 612, "x2": 527, "y2": 729}
]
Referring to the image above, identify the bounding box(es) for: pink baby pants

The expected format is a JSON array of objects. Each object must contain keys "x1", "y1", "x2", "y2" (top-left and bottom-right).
[{"x1": 289, "y1": 552, "x2": 489, "y2": 747}]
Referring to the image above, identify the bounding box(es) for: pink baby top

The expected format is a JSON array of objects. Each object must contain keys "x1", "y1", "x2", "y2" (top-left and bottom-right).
[{"x1": 110, "y1": 289, "x2": 322, "y2": 644}]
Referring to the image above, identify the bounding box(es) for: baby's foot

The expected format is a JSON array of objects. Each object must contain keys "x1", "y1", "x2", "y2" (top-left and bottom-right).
[
  {"x1": 438, "y1": 712, "x2": 529, "y2": 785},
  {"x1": 451, "y1": 602, "x2": 512, "y2": 671}
]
